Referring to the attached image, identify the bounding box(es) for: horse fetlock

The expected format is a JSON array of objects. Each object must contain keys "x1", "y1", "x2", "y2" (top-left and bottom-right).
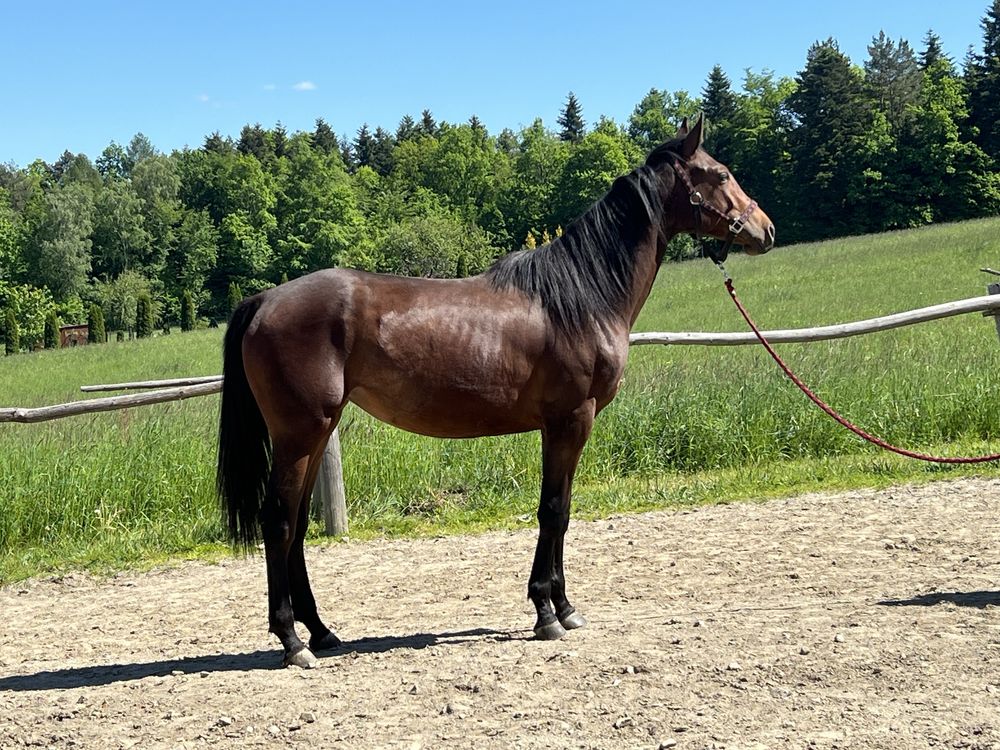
[{"x1": 309, "y1": 630, "x2": 342, "y2": 652}]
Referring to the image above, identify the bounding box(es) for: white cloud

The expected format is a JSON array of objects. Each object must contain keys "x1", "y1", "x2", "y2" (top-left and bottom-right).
[
  {"x1": 262, "y1": 83, "x2": 277, "y2": 91},
  {"x1": 292, "y1": 81, "x2": 317, "y2": 91},
  {"x1": 197, "y1": 93, "x2": 211, "y2": 103}
]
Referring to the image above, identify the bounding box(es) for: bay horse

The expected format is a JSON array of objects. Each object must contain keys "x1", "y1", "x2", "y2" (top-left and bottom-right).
[{"x1": 217, "y1": 116, "x2": 775, "y2": 668}]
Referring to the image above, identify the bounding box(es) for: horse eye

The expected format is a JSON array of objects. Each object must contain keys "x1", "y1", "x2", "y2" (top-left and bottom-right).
[{"x1": 719, "y1": 172, "x2": 730, "y2": 183}]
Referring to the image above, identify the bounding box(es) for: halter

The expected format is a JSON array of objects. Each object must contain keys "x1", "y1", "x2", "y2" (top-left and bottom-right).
[{"x1": 670, "y1": 156, "x2": 757, "y2": 264}]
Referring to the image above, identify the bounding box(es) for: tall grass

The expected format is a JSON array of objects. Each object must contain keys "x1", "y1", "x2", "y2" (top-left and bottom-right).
[{"x1": 2, "y1": 219, "x2": 1000, "y2": 580}]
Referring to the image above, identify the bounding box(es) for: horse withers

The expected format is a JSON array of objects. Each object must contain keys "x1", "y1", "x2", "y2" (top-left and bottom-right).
[{"x1": 217, "y1": 116, "x2": 775, "y2": 668}]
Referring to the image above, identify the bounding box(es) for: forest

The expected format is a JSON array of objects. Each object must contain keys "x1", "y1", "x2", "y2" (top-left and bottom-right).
[{"x1": 1, "y1": 2, "x2": 999, "y2": 350}]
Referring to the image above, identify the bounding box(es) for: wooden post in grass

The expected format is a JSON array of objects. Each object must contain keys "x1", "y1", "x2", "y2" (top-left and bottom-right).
[
  {"x1": 313, "y1": 429, "x2": 348, "y2": 536},
  {"x1": 981, "y1": 269, "x2": 1000, "y2": 343}
]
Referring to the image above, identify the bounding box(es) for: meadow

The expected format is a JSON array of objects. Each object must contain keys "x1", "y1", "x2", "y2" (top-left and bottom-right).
[{"x1": 2, "y1": 217, "x2": 1000, "y2": 581}]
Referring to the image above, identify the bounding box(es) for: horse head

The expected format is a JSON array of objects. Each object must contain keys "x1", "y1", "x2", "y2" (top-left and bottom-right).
[{"x1": 648, "y1": 115, "x2": 776, "y2": 260}]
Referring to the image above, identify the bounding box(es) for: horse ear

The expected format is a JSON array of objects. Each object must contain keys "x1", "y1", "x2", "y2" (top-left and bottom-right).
[
  {"x1": 675, "y1": 117, "x2": 689, "y2": 139},
  {"x1": 680, "y1": 114, "x2": 704, "y2": 157}
]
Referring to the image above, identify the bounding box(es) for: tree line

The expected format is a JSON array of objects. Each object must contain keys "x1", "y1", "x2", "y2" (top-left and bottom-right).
[{"x1": 1, "y1": 2, "x2": 999, "y2": 353}]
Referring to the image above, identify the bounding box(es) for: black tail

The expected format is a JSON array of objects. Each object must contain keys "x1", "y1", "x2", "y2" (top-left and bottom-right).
[{"x1": 217, "y1": 295, "x2": 269, "y2": 549}]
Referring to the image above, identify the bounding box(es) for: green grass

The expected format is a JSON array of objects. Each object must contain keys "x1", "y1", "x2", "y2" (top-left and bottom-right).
[{"x1": 3, "y1": 218, "x2": 1000, "y2": 581}]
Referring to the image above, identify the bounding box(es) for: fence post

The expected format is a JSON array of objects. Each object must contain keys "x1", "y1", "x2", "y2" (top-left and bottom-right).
[
  {"x1": 313, "y1": 428, "x2": 348, "y2": 536},
  {"x1": 985, "y1": 279, "x2": 1000, "y2": 343}
]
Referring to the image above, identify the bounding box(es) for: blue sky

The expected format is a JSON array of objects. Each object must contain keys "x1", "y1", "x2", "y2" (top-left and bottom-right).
[{"x1": 0, "y1": 1, "x2": 990, "y2": 167}]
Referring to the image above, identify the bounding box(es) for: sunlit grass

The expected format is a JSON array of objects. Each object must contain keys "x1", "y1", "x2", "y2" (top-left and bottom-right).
[{"x1": 2, "y1": 218, "x2": 1000, "y2": 581}]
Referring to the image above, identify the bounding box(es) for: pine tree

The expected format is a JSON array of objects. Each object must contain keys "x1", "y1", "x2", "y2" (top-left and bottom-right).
[
  {"x1": 203, "y1": 131, "x2": 233, "y2": 154},
  {"x1": 864, "y1": 31, "x2": 922, "y2": 134},
  {"x1": 237, "y1": 123, "x2": 270, "y2": 160},
  {"x1": 272, "y1": 122, "x2": 288, "y2": 158},
  {"x1": 354, "y1": 124, "x2": 375, "y2": 168},
  {"x1": 180, "y1": 289, "x2": 196, "y2": 331},
  {"x1": 557, "y1": 92, "x2": 586, "y2": 143},
  {"x1": 4, "y1": 308, "x2": 18, "y2": 354},
  {"x1": 339, "y1": 136, "x2": 356, "y2": 171},
  {"x1": 967, "y1": 0, "x2": 1000, "y2": 162},
  {"x1": 135, "y1": 292, "x2": 154, "y2": 338},
  {"x1": 702, "y1": 65, "x2": 737, "y2": 123},
  {"x1": 419, "y1": 109, "x2": 438, "y2": 137},
  {"x1": 396, "y1": 114, "x2": 418, "y2": 142},
  {"x1": 701, "y1": 65, "x2": 738, "y2": 159},
  {"x1": 370, "y1": 127, "x2": 396, "y2": 176},
  {"x1": 313, "y1": 118, "x2": 339, "y2": 154},
  {"x1": 920, "y1": 30, "x2": 950, "y2": 70},
  {"x1": 44, "y1": 311, "x2": 59, "y2": 349},
  {"x1": 88, "y1": 304, "x2": 106, "y2": 343},
  {"x1": 788, "y1": 39, "x2": 879, "y2": 240}
]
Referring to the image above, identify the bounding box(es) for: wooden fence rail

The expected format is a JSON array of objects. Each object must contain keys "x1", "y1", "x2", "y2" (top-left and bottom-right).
[
  {"x1": 629, "y1": 293, "x2": 1000, "y2": 347},
  {"x1": 4, "y1": 290, "x2": 1000, "y2": 536}
]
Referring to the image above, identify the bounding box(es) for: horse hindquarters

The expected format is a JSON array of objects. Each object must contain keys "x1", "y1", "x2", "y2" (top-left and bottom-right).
[{"x1": 219, "y1": 291, "x2": 345, "y2": 667}]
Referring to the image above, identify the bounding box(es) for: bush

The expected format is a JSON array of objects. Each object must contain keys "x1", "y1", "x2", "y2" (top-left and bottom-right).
[
  {"x1": 87, "y1": 304, "x2": 106, "y2": 344},
  {"x1": 378, "y1": 213, "x2": 499, "y2": 278},
  {"x1": 135, "y1": 293, "x2": 154, "y2": 338},
  {"x1": 227, "y1": 282, "x2": 243, "y2": 316},
  {"x1": 180, "y1": 290, "x2": 196, "y2": 332},
  {"x1": 0, "y1": 281, "x2": 55, "y2": 350},
  {"x1": 44, "y1": 311, "x2": 59, "y2": 349},
  {"x1": 3, "y1": 308, "x2": 19, "y2": 354}
]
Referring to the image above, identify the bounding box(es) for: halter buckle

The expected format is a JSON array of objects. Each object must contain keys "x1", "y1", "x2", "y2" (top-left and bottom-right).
[
  {"x1": 689, "y1": 191, "x2": 704, "y2": 206},
  {"x1": 729, "y1": 200, "x2": 757, "y2": 236}
]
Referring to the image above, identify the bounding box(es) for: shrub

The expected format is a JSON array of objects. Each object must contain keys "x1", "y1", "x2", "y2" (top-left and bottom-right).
[
  {"x1": 87, "y1": 304, "x2": 106, "y2": 344},
  {"x1": 135, "y1": 293, "x2": 154, "y2": 338},
  {"x1": 227, "y1": 282, "x2": 243, "y2": 316},
  {"x1": 181, "y1": 290, "x2": 196, "y2": 332},
  {"x1": 3, "y1": 308, "x2": 19, "y2": 354},
  {"x1": 44, "y1": 311, "x2": 59, "y2": 349}
]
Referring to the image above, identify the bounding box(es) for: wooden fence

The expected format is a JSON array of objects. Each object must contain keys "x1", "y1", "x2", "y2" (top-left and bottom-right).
[{"x1": 3, "y1": 290, "x2": 1000, "y2": 536}]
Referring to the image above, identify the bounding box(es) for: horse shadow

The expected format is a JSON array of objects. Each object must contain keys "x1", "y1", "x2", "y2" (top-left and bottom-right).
[
  {"x1": 878, "y1": 590, "x2": 1000, "y2": 609},
  {"x1": 0, "y1": 626, "x2": 523, "y2": 692}
]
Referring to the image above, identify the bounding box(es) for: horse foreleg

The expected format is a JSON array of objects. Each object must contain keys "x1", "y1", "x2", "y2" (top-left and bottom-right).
[
  {"x1": 261, "y1": 452, "x2": 317, "y2": 668},
  {"x1": 528, "y1": 401, "x2": 595, "y2": 640}
]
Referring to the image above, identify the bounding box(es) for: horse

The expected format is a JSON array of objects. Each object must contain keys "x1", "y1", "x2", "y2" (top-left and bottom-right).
[{"x1": 217, "y1": 116, "x2": 775, "y2": 668}]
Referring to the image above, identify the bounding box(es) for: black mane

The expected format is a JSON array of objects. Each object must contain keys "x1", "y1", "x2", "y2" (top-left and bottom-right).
[{"x1": 486, "y1": 142, "x2": 681, "y2": 333}]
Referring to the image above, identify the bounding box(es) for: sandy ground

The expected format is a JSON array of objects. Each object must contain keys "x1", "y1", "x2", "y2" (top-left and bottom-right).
[{"x1": 2, "y1": 478, "x2": 999, "y2": 750}]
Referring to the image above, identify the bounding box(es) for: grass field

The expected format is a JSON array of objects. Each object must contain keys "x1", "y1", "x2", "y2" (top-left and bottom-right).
[{"x1": 2, "y1": 217, "x2": 1000, "y2": 581}]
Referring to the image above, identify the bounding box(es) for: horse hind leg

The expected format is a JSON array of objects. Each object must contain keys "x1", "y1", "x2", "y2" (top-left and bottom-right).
[
  {"x1": 287, "y1": 423, "x2": 344, "y2": 653},
  {"x1": 263, "y1": 421, "x2": 344, "y2": 668},
  {"x1": 528, "y1": 402, "x2": 595, "y2": 640}
]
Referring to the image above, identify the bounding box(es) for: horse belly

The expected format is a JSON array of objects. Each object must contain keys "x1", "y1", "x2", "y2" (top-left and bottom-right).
[{"x1": 348, "y1": 378, "x2": 539, "y2": 438}]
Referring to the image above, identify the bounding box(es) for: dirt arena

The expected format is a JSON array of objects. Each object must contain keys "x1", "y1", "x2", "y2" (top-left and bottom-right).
[{"x1": 2, "y1": 478, "x2": 999, "y2": 749}]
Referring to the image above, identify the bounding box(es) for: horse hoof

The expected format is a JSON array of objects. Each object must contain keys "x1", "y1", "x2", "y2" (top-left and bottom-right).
[
  {"x1": 560, "y1": 611, "x2": 587, "y2": 630},
  {"x1": 310, "y1": 631, "x2": 342, "y2": 652},
  {"x1": 534, "y1": 620, "x2": 568, "y2": 640},
  {"x1": 282, "y1": 647, "x2": 318, "y2": 669}
]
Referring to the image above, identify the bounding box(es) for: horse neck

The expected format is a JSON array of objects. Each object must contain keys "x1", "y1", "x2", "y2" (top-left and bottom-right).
[
  {"x1": 621, "y1": 224, "x2": 667, "y2": 328},
  {"x1": 619, "y1": 170, "x2": 681, "y2": 328}
]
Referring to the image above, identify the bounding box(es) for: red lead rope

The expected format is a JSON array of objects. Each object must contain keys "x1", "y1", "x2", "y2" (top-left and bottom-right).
[{"x1": 723, "y1": 275, "x2": 1000, "y2": 464}]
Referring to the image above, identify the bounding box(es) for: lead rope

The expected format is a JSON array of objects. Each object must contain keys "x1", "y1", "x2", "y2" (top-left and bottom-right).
[{"x1": 716, "y1": 261, "x2": 1000, "y2": 464}]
